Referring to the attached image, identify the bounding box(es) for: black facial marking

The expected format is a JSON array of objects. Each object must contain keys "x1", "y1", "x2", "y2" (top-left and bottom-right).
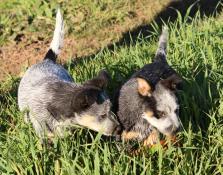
[
  {"x1": 98, "y1": 114, "x2": 107, "y2": 122},
  {"x1": 174, "y1": 108, "x2": 179, "y2": 115},
  {"x1": 160, "y1": 74, "x2": 182, "y2": 91},
  {"x1": 156, "y1": 110, "x2": 166, "y2": 118},
  {"x1": 45, "y1": 81, "x2": 77, "y2": 120},
  {"x1": 43, "y1": 78, "x2": 107, "y2": 120},
  {"x1": 97, "y1": 92, "x2": 106, "y2": 104},
  {"x1": 72, "y1": 88, "x2": 100, "y2": 112}
]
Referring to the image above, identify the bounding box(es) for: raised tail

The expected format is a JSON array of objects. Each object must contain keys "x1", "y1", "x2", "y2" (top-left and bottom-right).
[
  {"x1": 44, "y1": 8, "x2": 64, "y2": 62},
  {"x1": 154, "y1": 26, "x2": 168, "y2": 62}
]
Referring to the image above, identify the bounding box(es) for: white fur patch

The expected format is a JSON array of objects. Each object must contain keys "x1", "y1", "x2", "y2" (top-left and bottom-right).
[
  {"x1": 155, "y1": 26, "x2": 168, "y2": 57},
  {"x1": 75, "y1": 114, "x2": 116, "y2": 136},
  {"x1": 50, "y1": 8, "x2": 64, "y2": 55},
  {"x1": 159, "y1": 26, "x2": 168, "y2": 46},
  {"x1": 142, "y1": 113, "x2": 173, "y2": 135}
]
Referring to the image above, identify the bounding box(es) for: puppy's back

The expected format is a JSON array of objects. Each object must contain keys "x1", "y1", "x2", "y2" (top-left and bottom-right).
[{"x1": 18, "y1": 9, "x2": 72, "y2": 111}]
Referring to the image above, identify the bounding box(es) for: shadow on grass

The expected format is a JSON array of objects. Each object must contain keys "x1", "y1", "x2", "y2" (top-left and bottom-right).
[
  {"x1": 178, "y1": 65, "x2": 221, "y2": 134},
  {"x1": 114, "y1": 0, "x2": 223, "y2": 47},
  {"x1": 65, "y1": 0, "x2": 222, "y2": 66}
]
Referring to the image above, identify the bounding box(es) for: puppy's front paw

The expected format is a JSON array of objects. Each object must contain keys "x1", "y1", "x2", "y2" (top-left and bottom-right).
[
  {"x1": 160, "y1": 135, "x2": 181, "y2": 148},
  {"x1": 143, "y1": 130, "x2": 159, "y2": 147}
]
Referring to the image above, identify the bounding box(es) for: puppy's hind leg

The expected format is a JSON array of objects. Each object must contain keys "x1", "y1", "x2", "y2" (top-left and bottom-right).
[
  {"x1": 29, "y1": 115, "x2": 46, "y2": 139},
  {"x1": 45, "y1": 117, "x2": 76, "y2": 138}
]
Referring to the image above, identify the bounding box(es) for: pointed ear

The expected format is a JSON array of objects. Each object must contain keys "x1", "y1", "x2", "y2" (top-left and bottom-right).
[
  {"x1": 72, "y1": 89, "x2": 97, "y2": 111},
  {"x1": 160, "y1": 74, "x2": 182, "y2": 91},
  {"x1": 84, "y1": 69, "x2": 110, "y2": 89},
  {"x1": 137, "y1": 78, "x2": 152, "y2": 96}
]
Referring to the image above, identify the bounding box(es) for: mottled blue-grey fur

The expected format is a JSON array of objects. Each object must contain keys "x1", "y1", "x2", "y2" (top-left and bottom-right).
[
  {"x1": 18, "y1": 9, "x2": 121, "y2": 139},
  {"x1": 115, "y1": 27, "x2": 182, "y2": 143}
]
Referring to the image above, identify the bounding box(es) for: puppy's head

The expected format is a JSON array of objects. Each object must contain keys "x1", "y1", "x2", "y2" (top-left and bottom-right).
[
  {"x1": 141, "y1": 74, "x2": 182, "y2": 137},
  {"x1": 73, "y1": 70, "x2": 121, "y2": 136}
]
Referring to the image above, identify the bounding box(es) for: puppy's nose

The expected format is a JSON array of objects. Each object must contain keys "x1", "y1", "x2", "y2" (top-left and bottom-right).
[
  {"x1": 113, "y1": 125, "x2": 122, "y2": 135},
  {"x1": 112, "y1": 125, "x2": 122, "y2": 142},
  {"x1": 173, "y1": 126, "x2": 181, "y2": 135}
]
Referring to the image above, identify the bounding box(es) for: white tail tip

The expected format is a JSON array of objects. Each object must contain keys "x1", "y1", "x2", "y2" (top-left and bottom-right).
[
  {"x1": 158, "y1": 26, "x2": 168, "y2": 50},
  {"x1": 50, "y1": 8, "x2": 64, "y2": 56},
  {"x1": 154, "y1": 26, "x2": 169, "y2": 61}
]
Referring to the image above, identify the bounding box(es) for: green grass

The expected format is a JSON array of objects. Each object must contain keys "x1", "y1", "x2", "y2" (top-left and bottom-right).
[{"x1": 1, "y1": 7, "x2": 223, "y2": 175}]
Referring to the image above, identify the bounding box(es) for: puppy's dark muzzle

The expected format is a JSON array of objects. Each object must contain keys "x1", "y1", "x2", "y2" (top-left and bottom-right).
[
  {"x1": 108, "y1": 111, "x2": 122, "y2": 136},
  {"x1": 176, "y1": 126, "x2": 182, "y2": 133},
  {"x1": 166, "y1": 125, "x2": 181, "y2": 136},
  {"x1": 112, "y1": 125, "x2": 122, "y2": 141},
  {"x1": 171, "y1": 126, "x2": 181, "y2": 136},
  {"x1": 112, "y1": 125, "x2": 122, "y2": 135}
]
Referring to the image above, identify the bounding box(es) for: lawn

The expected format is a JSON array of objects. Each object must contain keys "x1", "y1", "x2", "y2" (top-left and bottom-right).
[{"x1": 0, "y1": 0, "x2": 223, "y2": 174}]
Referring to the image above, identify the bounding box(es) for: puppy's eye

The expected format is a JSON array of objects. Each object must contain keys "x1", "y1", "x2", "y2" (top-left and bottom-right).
[
  {"x1": 81, "y1": 99, "x2": 90, "y2": 109},
  {"x1": 82, "y1": 103, "x2": 89, "y2": 109},
  {"x1": 100, "y1": 114, "x2": 107, "y2": 120},
  {"x1": 157, "y1": 111, "x2": 166, "y2": 118},
  {"x1": 97, "y1": 93, "x2": 106, "y2": 104},
  {"x1": 174, "y1": 108, "x2": 179, "y2": 114}
]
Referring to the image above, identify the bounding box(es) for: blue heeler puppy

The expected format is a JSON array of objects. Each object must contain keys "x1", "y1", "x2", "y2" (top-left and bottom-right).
[
  {"x1": 18, "y1": 9, "x2": 121, "y2": 139},
  {"x1": 114, "y1": 27, "x2": 182, "y2": 147}
]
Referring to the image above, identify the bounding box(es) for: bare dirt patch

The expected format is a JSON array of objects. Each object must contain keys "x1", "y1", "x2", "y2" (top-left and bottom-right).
[
  {"x1": 0, "y1": 36, "x2": 77, "y2": 80},
  {"x1": 0, "y1": 1, "x2": 173, "y2": 81}
]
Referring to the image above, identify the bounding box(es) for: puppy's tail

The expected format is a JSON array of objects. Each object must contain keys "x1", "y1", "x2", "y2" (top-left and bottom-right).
[
  {"x1": 154, "y1": 26, "x2": 168, "y2": 62},
  {"x1": 44, "y1": 8, "x2": 64, "y2": 62}
]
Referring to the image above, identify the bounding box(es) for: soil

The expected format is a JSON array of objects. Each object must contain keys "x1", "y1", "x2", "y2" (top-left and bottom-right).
[
  {"x1": 0, "y1": 35, "x2": 76, "y2": 81},
  {"x1": 0, "y1": 0, "x2": 174, "y2": 81}
]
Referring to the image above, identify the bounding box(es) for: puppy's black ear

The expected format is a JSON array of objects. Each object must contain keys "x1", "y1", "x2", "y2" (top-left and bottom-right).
[
  {"x1": 160, "y1": 74, "x2": 182, "y2": 91},
  {"x1": 72, "y1": 89, "x2": 97, "y2": 111},
  {"x1": 84, "y1": 69, "x2": 110, "y2": 89}
]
